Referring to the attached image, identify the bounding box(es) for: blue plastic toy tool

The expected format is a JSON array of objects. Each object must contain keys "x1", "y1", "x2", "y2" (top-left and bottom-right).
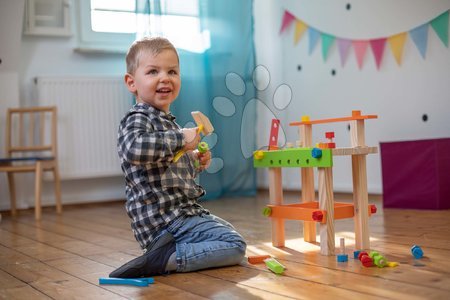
[
  {"x1": 337, "y1": 254, "x2": 348, "y2": 262},
  {"x1": 311, "y1": 147, "x2": 323, "y2": 158},
  {"x1": 411, "y1": 245, "x2": 424, "y2": 259},
  {"x1": 99, "y1": 277, "x2": 154, "y2": 287}
]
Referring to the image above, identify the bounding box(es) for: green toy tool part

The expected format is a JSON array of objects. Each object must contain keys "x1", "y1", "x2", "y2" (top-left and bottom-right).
[
  {"x1": 198, "y1": 141, "x2": 209, "y2": 153},
  {"x1": 262, "y1": 207, "x2": 272, "y2": 217},
  {"x1": 194, "y1": 141, "x2": 209, "y2": 169},
  {"x1": 264, "y1": 257, "x2": 286, "y2": 275},
  {"x1": 253, "y1": 148, "x2": 333, "y2": 168}
]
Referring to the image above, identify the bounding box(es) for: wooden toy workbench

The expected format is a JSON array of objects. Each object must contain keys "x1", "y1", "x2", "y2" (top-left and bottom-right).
[{"x1": 254, "y1": 111, "x2": 378, "y2": 255}]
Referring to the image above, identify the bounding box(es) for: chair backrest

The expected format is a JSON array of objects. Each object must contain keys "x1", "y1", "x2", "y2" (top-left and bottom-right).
[{"x1": 5, "y1": 106, "x2": 57, "y2": 159}]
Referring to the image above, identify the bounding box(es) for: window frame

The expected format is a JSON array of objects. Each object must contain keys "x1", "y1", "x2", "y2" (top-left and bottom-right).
[
  {"x1": 76, "y1": 0, "x2": 135, "y2": 53},
  {"x1": 75, "y1": 0, "x2": 208, "y2": 54},
  {"x1": 24, "y1": 0, "x2": 72, "y2": 37}
]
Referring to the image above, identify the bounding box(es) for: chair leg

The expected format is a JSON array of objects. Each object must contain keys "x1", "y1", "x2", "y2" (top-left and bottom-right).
[
  {"x1": 6, "y1": 172, "x2": 17, "y2": 216},
  {"x1": 53, "y1": 164, "x2": 62, "y2": 214},
  {"x1": 35, "y1": 162, "x2": 43, "y2": 220}
]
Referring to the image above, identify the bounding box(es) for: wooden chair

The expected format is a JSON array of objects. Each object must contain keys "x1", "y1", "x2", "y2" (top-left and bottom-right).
[{"x1": 0, "y1": 106, "x2": 62, "y2": 220}]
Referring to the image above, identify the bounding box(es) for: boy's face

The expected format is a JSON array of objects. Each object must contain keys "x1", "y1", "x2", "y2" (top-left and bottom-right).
[{"x1": 125, "y1": 49, "x2": 180, "y2": 113}]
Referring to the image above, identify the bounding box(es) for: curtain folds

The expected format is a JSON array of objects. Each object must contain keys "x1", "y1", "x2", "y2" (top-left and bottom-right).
[{"x1": 136, "y1": 0, "x2": 257, "y2": 200}]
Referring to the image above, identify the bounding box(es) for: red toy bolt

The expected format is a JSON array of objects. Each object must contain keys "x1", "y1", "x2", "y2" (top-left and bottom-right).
[
  {"x1": 312, "y1": 211, "x2": 324, "y2": 222},
  {"x1": 358, "y1": 251, "x2": 368, "y2": 261},
  {"x1": 357, "y1": 251, "x2": 374, "y2": 267},
  {"x1": 360, "y1": 254, "x2": 374, "y2": 267},
  {"x1": 325, "y1": 132, "x2": 336, "y2": 148}
]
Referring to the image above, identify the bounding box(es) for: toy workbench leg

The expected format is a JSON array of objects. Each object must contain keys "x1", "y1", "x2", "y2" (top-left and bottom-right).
[
  {"x1": 352, "y1": 155, "x2": 370, "y2": 250},
  {"x1": 300, "y1": 123, "x2": 316, "y2": 242},
  {"x1": 318, "y1": 167, "x2": 335, "y2": 255},
  {"x1": 269, "y1": 167, "x2": 285, "y2": 247},
  {"x1": 302, "y1": 167, "x2": 316, "y2": 242},
  {"x1": 350, "y1": 118, "x2": 371, "y2": 250}
]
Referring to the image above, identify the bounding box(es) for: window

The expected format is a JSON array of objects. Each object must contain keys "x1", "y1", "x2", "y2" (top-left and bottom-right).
[
  {"x1": 77, "y1": 0, "x2": 210, "y2": 53},
  {"x1": 24, "y1": 0, "x2": 71, "y2": 36},
  {"x1": 90, "y1": 0, "x2": 136, "y2": 34}
]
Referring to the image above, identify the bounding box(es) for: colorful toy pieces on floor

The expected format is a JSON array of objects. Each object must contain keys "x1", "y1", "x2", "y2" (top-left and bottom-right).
[{"x1": 355, "y1": 251, "x2": 396, "y2": 268}]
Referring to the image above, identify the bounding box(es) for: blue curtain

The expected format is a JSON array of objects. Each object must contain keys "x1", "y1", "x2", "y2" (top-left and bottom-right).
[{"x1": 136, "y1": 0, "x2": 256, "y2": 200}]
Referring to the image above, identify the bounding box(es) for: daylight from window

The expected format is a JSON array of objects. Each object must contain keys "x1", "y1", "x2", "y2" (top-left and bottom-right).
[{"x1": 90, "y1": 0, "x2": 210, "y2": 53}]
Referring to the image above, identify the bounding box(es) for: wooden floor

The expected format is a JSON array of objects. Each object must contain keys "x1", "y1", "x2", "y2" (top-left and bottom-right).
[{"x1": 1, "y1": 190, "x2": 450, "y2": 299}]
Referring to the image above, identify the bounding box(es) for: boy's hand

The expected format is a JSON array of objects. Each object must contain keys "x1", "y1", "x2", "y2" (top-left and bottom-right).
[
  {"x1": 194, "y1": 149, "x2": 211, "y2": 171},
  {"x1": 181, "y1": 127, "x2": 200, "y2": 151}
]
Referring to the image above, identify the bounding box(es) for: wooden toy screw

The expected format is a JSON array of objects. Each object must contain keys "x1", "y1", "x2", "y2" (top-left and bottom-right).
[{"x1": 336, "y1": 238, "x2": 348, "y2": 262}]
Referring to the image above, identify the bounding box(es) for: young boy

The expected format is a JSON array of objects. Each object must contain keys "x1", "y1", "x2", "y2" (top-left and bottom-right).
[{"x1": 110, "y1": 37, "x2": 246, "y2": 278}]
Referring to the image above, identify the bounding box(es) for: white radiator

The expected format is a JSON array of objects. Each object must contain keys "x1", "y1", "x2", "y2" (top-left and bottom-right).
[{"x1": 36, "y1": 76, "x2": 132, "y2": 179}]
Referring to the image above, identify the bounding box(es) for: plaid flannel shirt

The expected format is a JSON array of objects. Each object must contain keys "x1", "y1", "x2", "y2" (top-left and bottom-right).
[{"x1": 117, "y1": 103, "x2": 207, "y2": 249}]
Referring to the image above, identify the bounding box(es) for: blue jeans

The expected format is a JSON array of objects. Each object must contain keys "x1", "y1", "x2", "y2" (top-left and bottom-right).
[{"x1": 152, "y1": 214, "x2": 246, "y2": 272}]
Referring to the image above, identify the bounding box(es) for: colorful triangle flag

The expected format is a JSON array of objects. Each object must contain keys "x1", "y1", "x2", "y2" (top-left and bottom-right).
[
  {"x1": 388, "y1": 32, "x2": 407, "y2": 65},
  {"x1": 280, "y1": 9, "x2": 449, "y2": 69},
  {"x1": 409, "y1": 24, "x2": 428, "y2": 59},
  {"x1": 308, "y1": 27, "x2": 321, "y2": 55},
  {"x1": 280, "y1": 11, "x2": 296, "y2": 34},
  {"x1": 294, "y1": 20, "x2": 308, "y2": 44},
  {"x1": 430, "y1": 10, "x2": 449, "y2": 47},
  {"x1": 353, "y1": 40, "x2": 369, "y2": 69},
  {"x1": 321, "y1": 33, "x2": 335, "y2": 61},
  {"x1": 370, "y1": 38, "x2": 387, "y2": 70},
  {"x1": 337, "y1": 38, "x2": 352, "y2": 66}
]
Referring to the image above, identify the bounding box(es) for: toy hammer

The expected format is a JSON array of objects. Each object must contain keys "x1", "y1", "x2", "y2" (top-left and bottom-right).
[{"x1": 173, "y1": 111, "x2": 214, "y2": 162}]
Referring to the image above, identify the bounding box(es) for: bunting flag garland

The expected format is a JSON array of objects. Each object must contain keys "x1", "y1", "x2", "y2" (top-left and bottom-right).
[
  {"x1": 280, "y1": 11, "x2": 296, "y2": 34},
  {"x1": 308, "y1": 27, "x2": 320, "y2": 55},
  {"x1": 409, "y1": 24, "x2": 429, "y2": 59},
  {"x1": 294, "y1": 20, "x2": 308, "y2": 44},
  {"x1": 353, "y1": 40, "x2": 369, "y2": 69},
  {"x1": 322, "y1": 33, "x2": 335, "y2": 61},
  {"x1": 337, "y1": 38, "x2": 352, "y2": 66},
  {"x1": 430, "y1": 10, "x2": 449, "y2": 47},
  {"x1": 370, "y1": 38, "x2": 387, "y2": 70},
  {"x1": 280, "y1": 9, "x2": 450, "y2": 69},
  {"x1": 388, "y1": 33, "x2": 407, "y2": 65}
]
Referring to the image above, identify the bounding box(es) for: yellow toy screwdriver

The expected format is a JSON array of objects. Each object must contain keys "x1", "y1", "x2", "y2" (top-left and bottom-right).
[{"x1": 173, "y1": 111, "x2": 214, "y2": 163}]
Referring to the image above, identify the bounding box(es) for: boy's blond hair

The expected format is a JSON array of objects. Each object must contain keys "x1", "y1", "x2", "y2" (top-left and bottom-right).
[{"x1": 126, "y1": 36, "x2": 179, "y2": 75}]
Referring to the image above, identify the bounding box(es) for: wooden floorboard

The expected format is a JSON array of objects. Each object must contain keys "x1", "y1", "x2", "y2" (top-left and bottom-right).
[{"x1": 1, "y1": 190, "x2": 450, "y2": 299}]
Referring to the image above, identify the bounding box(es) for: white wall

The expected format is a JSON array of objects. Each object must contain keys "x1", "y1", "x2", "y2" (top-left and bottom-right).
[
  {"x1": 254, "y1": 0, "x2": 450, "y2": 193},
  {"x1": 0, "y1": 0, "x2": 23, "y2": 147},
  {"x1": 0, "y1": 0, "x2": 127, "y2": 210},
  {"x1": 0, "y1": 0, "x2": 24, "y2": 208}
]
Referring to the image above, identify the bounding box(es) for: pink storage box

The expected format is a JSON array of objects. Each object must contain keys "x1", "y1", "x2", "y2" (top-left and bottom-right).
[{"x1": 380, "y1": 138, "x2": 450, "y2": 210}]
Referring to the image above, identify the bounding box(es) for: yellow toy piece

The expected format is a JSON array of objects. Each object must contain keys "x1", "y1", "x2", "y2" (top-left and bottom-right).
[
  {"x1": 386, "y1": 261, "x2": 399, "y2": 267},
  {"x1": 254, "y1": 150, "x2": 264, "y2": 160},
  {"x1": 174, "y1": 110, "x2": 213, "y2": 163}
]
